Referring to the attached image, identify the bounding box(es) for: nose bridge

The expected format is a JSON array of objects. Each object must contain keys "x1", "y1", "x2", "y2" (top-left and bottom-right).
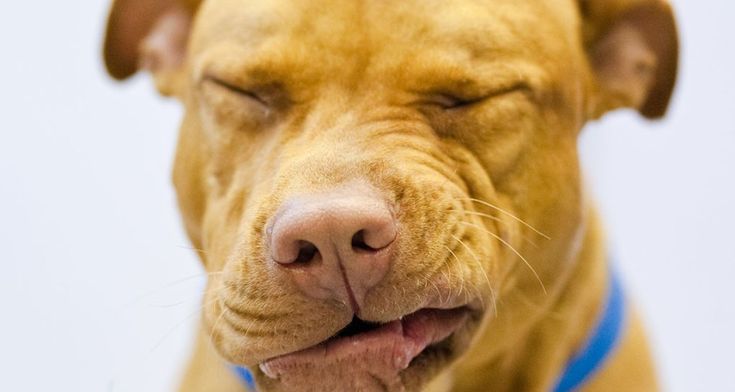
[
  {"x1": 288, "y1": 84, "x2": 414, "y2": 148},
  {"x1": 277, "y1": 108, "x2": 432, "y2": 188},
  {"x1": 274, "y1": 139, "x2": 379, "y2": 199}
]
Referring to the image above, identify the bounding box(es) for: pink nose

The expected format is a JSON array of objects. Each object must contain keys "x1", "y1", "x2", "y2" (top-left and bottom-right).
[{"x1": 268, "y1": 189, "x2": 397, "y2": 313}]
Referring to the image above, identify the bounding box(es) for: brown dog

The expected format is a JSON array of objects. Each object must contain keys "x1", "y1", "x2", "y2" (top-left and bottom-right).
[{"x1": 104, "y1": 0, "x2": 677, "y2": 390}]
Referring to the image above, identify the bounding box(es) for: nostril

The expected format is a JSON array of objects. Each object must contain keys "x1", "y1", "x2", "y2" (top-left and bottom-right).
[
  {"x1": 292, "y1": 241, "x2": 319, "y2": 264},
  {"x1": 351, "y1": 230, "x2": 379, "y2": 252}
]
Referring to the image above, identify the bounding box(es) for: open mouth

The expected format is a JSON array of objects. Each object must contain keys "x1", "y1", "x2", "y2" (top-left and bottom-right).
[{"x1": 258, "y1": 307, "x2": 470, "y2": 390}]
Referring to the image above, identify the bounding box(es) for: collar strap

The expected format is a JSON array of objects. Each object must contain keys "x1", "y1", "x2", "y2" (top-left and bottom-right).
[
  {"x1": 553, "y1": 267, "x2": 627, "y2": 392},
  {"x1": 234, "y1": 365, "x2": 256, "y2": 391},
  {"x1": 233, "y1": 269, "x2": 626, "y2": 392}
]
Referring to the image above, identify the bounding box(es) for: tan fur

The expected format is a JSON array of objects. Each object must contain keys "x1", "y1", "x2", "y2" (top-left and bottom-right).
[{"x1": 103, "y1": 0, "x2": 677, "y2": 390}]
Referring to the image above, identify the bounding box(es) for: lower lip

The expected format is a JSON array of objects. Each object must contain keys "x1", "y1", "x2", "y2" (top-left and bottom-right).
[{"x1": 259, "y1": 307, "x2": 470, "y2": 381}]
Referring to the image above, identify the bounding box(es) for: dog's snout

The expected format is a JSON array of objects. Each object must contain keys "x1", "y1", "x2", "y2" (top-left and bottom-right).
[{"x1": 268, "y1": 188, "x2": 397, "y2": 312}]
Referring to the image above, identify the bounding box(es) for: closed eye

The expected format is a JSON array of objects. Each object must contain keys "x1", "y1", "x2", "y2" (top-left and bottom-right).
[
  {"x1": 433, "y1": 94, "x2": 483, "y2": 110},
  {"x1": 203, "y1": 76, "x2": 269, "y2": 107},
  {"x1": 431, "y1": 82, "x2": 530, "y2": 110}
]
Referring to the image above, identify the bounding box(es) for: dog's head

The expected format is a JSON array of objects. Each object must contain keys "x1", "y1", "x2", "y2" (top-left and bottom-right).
[{"x1": 104, "y1": 0, "x2": 677, "y2": 390}]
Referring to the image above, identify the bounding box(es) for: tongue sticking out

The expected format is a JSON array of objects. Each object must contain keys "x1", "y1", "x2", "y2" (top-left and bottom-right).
[{"x1": 258, "y1": 308, "x2": 469, "y2": 391}]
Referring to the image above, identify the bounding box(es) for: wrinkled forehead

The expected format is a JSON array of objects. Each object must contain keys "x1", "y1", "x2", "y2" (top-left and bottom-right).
[{"x1": 189, "y1": 0, "x2": 581, "y2": 83}]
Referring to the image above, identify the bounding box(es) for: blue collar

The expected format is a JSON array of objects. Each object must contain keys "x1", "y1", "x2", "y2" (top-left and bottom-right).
[
  {"x1": 553, "y1": 267, "x2": 627, "y2": 392},
  {"x1": 233, "y1": 269, "x2": 626, "y2": 392},
  {"x1": 233, "y1": 365, "x2": 257, "y2": 391}
]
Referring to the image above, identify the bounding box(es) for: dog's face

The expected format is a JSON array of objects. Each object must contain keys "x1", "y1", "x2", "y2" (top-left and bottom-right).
[{"x1": 105, "y1": 0, "x2": 676, "y2": 390}]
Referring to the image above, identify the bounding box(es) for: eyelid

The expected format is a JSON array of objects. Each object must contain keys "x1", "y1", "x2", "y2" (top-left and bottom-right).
[
  {"x1": 431, "y1": 82, "x2": 531, "y2": 109},
  {"x1": 202, "y1": 75, "x2": 268, "y2": 106}
]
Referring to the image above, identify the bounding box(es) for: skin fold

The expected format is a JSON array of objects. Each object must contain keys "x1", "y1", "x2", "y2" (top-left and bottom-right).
[{"x1": 103, "y1": 0, "x2": 678, "y2": 390}]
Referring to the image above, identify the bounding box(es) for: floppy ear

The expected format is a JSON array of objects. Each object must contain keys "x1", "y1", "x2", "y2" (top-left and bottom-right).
[
  {"x1": 103, "y1": 0, "x2": 199, "y2": 94},
  {"x1": 581, "y1": 0, "x2": 679, "y2": 119}
]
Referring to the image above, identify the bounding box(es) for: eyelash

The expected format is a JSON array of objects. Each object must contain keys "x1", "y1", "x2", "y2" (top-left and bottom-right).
[
  {"x1": 204, "y1": 76, "x2": 268, "y2": 107},
  {"x1": 432, "y1": 83, "x2": 530, "y2": 110},
  {"x1": 433, "y1": 95, "x2": 483, "y2": 110}
]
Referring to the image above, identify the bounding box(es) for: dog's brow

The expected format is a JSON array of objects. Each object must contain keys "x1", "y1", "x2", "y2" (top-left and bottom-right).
[
  {"x1": 201, "y1": 63, "x2": 294, "y2": 89},
  {"x1": 196, "y1": 44, "x2": 317, "y2": 90},
  {"x1": 406, "y1": 61, "x2": 533, "y2": 98}
]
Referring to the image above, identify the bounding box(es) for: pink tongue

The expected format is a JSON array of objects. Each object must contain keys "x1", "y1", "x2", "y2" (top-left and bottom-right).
[{"x1": 259, "y1": 308, "x2": 468, "y2": 391}]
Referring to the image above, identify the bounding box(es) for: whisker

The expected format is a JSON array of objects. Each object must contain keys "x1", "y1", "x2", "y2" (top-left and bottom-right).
[
  {"x1": 444, "y1": 244, "x2": 471, "y2": 308},
  {"x1": 148, "y1": 305, "x2": 206, "y2": 354},
  {"x1": 107, "y1": 286, "x2": 220, "y2": 389},
  {"x1": 439, "y1": 269, "x2": 453, "y2": 307},
  {"x1": 177, "y1": 245, "x2": 210, "y2": 254},
  {"x1": 455, "y1": 209, "x2": 502, "y2": 223},
  {"x1": 148, "y1": 292, "x2": 207, "y2": 308},
  {"x1": 122, "y1": 271, "x2": 224, "y2": 309},
  {"x1": 447, "y1": 239, "x2": 494, "y2": 313},
  {"x1": 444, "y1": 244, "x2": 479, "y2": 309},
  {"x1": 208, "y1": 300, "x2": 230, "y2": 346},
  {"x1": 420, "y1": 263, "x2": 447, "y2": 307},
  {"x1": 458, "y1": 221, "x2": 547, "y2": 295},
  {"x1": 444, "y1": 245, "x2": 463, "y2": 304},
  {"x1": 451, "y1": 208, "x2": 541, "y2": 249},
  {"x1": 520, "y1": 235, "x2": 540, "y2": 250},
  {"x1": 429, "y1": 279, "x2": 445, "y2": 307},
  {"x1": 457, "y1": 197, "x2": 551, "y2": 240}
]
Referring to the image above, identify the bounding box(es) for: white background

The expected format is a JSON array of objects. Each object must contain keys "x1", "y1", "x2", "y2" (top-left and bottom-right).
[{"x1": 0, "y1": 1, "x2": 733, "y2": 391}]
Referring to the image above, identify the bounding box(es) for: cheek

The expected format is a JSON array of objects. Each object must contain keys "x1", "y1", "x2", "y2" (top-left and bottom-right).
[
  {"x1": 199, "y1": 191, "x2": 247, "y2": 271},
  {"x1": 192, "y1": 108, "x2": 275, "y2": 197},
  {"x1": 190, "y1": 139, "x2": 270, "y2": 270},
  {"x1": 501, "y1": 136, "x2": 584, "y2": 266},
  {"x1": 441, "y1": 96, "x2": 540, "y2": 181}
]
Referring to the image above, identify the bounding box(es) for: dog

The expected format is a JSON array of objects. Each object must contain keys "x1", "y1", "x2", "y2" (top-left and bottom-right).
[{"x1": 103, "y1": 0, "x2": 678, "y2": 390}]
